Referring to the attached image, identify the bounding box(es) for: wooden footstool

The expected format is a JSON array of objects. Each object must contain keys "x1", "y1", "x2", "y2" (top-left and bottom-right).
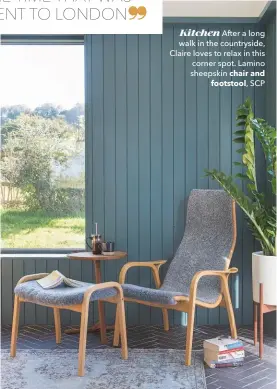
[{"x1": 11, "y1": 273, "x2": 128, "y2": 376}]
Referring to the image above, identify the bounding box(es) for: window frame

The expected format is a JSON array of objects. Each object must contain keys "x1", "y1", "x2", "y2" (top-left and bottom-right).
[
  {"x1": 1, "y1": 35, "x2": 84, "y2": 45},
  {"x1": 1, "y1": 35, "x2": 88, "y2": 254}
]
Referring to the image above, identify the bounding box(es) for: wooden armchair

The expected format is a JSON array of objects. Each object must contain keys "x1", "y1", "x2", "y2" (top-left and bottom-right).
[{"x1": 114, "y1": 189, "x2": 238, "y2": 366}]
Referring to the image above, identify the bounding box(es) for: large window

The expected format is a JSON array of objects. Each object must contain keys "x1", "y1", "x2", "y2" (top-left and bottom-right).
[{"x1": 1, "y1": 44, "x2": 85, "y2": 249}]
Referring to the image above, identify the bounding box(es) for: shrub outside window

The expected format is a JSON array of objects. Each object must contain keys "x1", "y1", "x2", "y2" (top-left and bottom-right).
[{"x1": 1, "y1": 45, "x2": 85, "y2": 249}]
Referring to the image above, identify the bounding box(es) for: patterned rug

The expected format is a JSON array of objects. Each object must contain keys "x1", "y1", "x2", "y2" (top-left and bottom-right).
[{"x1": 1, "y1": 349, "x2": 206, "y2": 389}]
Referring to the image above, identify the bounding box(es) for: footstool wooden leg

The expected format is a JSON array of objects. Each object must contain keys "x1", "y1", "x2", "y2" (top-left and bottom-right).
[
  {"x1": 77, "y1": 281, "x2": 128, "y2": 376},
  {"x1": 118, "y1": 299, "x2": 128, "y2": 360},
  {"x1": 113, "y1": 305, "x2": 120, "y2": 347},
  {"x1": 54, "y1": 308, "x2": 61, "y2": 344},
  {"x1": 78, "y1": 305, "x2": 89, "y2": 377},
  {"x1": 10, "y1": 296, "x2": 20, "y2": 357}
]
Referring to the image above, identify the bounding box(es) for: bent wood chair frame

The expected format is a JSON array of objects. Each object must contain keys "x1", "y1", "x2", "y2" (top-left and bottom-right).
[
  {"x1": 114, "y1": 200, "x2": 238, "y2": 366},
  {"x1": 11, "y1": 274, "x2": 128, "y2": 376}
]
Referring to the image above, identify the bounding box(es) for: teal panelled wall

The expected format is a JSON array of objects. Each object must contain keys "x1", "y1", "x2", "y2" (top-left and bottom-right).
[
  {"x1": 84, "y1": 24, "x2": 265, "y2": 327},
  {"x1": 1, "y1": 21, "x2": 270, "y2": 326}
]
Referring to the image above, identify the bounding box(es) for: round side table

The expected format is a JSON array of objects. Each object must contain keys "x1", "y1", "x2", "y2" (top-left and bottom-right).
[{"x1": 65, "y1": 251, "x2": 127, "y2": 344}]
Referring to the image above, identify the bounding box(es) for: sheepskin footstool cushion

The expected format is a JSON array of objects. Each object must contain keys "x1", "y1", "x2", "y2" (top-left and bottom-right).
[{"x1": 14, "y1": 280, "x2": 117, "y2": 306}]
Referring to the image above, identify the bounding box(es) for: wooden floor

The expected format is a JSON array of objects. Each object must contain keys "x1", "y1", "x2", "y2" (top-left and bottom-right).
[{"x1": 2, "y1": 324, "x2": 276, "y2": 389}]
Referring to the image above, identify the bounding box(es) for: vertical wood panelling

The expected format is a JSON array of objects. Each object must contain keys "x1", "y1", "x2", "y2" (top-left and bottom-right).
[
  {"x1": 12, "y1": 259, "x2": 25, "y2": 325},
  {"x1": 1, "y1": 260, "x2": 13, "y2": 324},
  {"x1": 218, "y1": 26, "x2": 232, "y2": 325},
  {"x1": 69, "y1": 257, "x2": 82, "y2": 325},
  {"x1": 84, "y1": 35, "x2": 95, "y2": 324},
  {"x1": 173, "y1": 26, "x2": 185, "y2": 325},
  {"x1": 183, "y1": 26, "x2": 197, "y2": 326},
  {"x1": 46, "y1": 258, "x2": 60, "y2": 324},
  {"x1": 196, "y1": 28, "x2": 209, "y2": 326},
  {"x1": 138, "y1": 35, "x2": 151, "y2": 325},
  {"x1": 91, "y1": 34, "x2": 105, "y2": 324},
  {"x1": 35, "y1": 259, "x2": 47, "y2": 325},
  {"x1": 162, "y1": 26, "x2": 174, "y2": 326},
  {"x1": 230, "y1": 26, "x2": 244, "y2": 326},
  {"x1": 24, "y1": 259, "x2": 36, "y2": 324},
  {"x1": 103, "y1": 35, "x2": 117, "y2": 324},
  {"x1": 150, "y1": 34, "x2": 163, "y2": 325},
  {"x1": 115, "y1": 34, "x2": 128, "y2": 318},
  {"x1": 126, "y1": 35, "x2": 140, "y2": 325},
  {"x1": 2, "y1": 22, "x2": 269, "y2": 327},
  {"x1": 207, "y1": 28, "x2": 221, "y2": 325}
]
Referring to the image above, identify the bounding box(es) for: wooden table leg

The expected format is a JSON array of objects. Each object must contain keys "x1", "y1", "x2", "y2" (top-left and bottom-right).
[
  {"x1": 259, "y1": 283, "x2": 263, "y2": 359},
  {"x1": 65, "y1": 322, "x2": 113, "y2": 335},
  {"x1": 253, "y1": 301, "x2": 258, "y2": 346},
  {"x1": 94, "y1": 261, "x2": 107, "y2": 344}
]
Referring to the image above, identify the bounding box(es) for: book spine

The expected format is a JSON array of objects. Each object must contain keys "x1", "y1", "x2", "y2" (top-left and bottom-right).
[
  {"x1": 206, "y1": 357, "x2": 244, "y2": 366},
  {"x1": 204, "y1": 351, "x2": 245, "y2": 362},
  {"x1": 211, "y1": 358, "x2": 244, "y2": 365},
  {"x1": 224, "y1": 342, "x2": 243, "y2": 350},
  {"x1": 211, "y1": 342, "x2": 244, "y2": 352},
  {"x1": 218, "y1": 347, "x2": 244, "y2": 355},
  {"x1": 204, "y1": 341, "x2": 244, "y2": 353},
  {"x1": 217, "y1": 351, "x2": 245, "y2": 361},
  {"x1": 212, "y1": 362, "x2": 244, "y2": 368}
]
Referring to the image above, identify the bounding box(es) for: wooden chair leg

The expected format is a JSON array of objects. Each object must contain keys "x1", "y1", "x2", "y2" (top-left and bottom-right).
[
  {"x1": 185, "y1": 302, "x2": 196, "y2": 366},
  {"x1": 53, "y1": 308, "x2": 61, "y2": 344},
  {"x1": 113, "y1": 305, "x2": 120, "y2": 347},
  {"x1": 78, "y1": 304, "x2": 89, "y2": 377},
  {"x1": 253, "y1": 301, "x2": 258, "y2": 346},
  {"x1": 118, "y1": 299, "x2": 128, "y2": 360},
  {"x1": 10, "y1": 296, "x2": 20, "y2": 357},
  {"x1": 162, "y1": 308, "x2": 169, "y2": 331},
  {"x1": 222, "y1": 278, "x2": 237, "y2": 339}
]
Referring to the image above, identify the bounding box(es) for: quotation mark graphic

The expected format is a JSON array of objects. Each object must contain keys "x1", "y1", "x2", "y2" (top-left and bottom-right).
[{"x1": 128, "y1": 6, "x2": 147, "y2": 20}]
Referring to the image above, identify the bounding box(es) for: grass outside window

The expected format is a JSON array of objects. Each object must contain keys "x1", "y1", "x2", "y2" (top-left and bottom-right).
[{"x1": 1, "y1": 208, "x2": 85, "y2": 249}]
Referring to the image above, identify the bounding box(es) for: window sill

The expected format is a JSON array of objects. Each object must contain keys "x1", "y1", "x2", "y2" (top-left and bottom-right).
[
  {"x1": 1, "y1": 254, "x2": 70, "y2": 258},
  {"x1": 1, "y1": 248, "x2": 85, "y2": 259}
]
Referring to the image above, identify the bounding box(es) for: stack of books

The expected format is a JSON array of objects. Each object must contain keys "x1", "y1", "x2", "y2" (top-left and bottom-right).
[{"x1": 203, "y1": 337, "x2": 244, "y2": 368}]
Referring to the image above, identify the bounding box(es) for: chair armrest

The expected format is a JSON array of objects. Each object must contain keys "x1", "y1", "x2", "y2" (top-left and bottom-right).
[
  {"x1": 17, "y1": 273, "x2": 49, "y2": 285},
  {"x1": 83, "y1": 281, "x2": 124, "y2": 304},
  {"x1": 193, "y1": 267, "x2": 238, "y2": 279},
  {"x1": 189, "y1": 268, "x2": 238, "y2": 302},
  {"x1": 119, "y1": 261, "x2": 166, "y2": 286}
]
